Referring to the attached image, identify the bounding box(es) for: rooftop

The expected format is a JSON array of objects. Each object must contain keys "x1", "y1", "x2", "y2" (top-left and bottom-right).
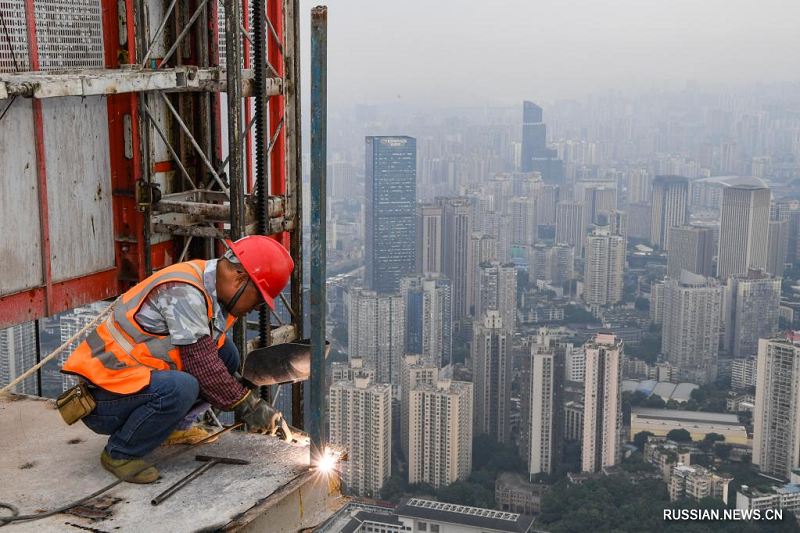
[
  {"x1": 0, "y1": 394, "x2": 344, "y2": 532},
  {"x1": 396, "y1": 498, "x2": 536, "y2": 533}
]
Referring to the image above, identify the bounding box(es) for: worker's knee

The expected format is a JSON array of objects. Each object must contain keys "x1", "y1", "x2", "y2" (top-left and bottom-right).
[
  {"x1": 218, "y1": 335, "x2": 240, "y2": 375},
  {"x1": 149, "y1": 370, "x2": 199, "y2": 412}
]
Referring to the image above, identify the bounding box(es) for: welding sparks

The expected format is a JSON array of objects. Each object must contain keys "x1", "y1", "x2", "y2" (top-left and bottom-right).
[{"x1": 315, "y1": 449, "x2": 336, "y2": 473}]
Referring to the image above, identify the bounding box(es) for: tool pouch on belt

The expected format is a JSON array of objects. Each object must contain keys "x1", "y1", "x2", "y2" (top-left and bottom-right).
[{"x1": 56, "y1": 382, "x2": 96, "y2": 425}]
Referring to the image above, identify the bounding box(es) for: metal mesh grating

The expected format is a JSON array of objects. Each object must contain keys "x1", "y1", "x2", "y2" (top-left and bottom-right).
[
  {"x1": 0, "y1": 1, "x2": 30, "y2": 72},
  {"x1": 216, "y1": 0, "x2": 252, "y2": 68},
  {"x1": 34, "y1": 0, "x2": 104, "y2": 71}
]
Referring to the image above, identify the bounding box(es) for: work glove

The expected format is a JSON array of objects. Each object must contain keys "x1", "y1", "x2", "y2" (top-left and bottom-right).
[{"x1": 234, "y1": 391, "x2": 281, "y2": 435}]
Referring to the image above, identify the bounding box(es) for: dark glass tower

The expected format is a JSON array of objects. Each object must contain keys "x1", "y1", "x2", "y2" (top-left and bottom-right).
[
  {"x1": 521, "y1": 101, "x2": 564, "y2": 184},
  {"x1": 365, "y1": 136, "x2": 417, "y2": 293}
]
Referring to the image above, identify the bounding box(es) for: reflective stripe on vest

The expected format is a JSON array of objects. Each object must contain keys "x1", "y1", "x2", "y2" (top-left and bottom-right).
[{"x1": 62, "y1": 260, "x2": 235, "y2": 394}]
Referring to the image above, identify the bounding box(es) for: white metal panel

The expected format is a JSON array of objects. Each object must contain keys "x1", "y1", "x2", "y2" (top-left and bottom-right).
[
  {"x1": 0, "y1": 0, "x2": 30, "y2": 72},
  {"x1": 0, "y1": 98, "x2": 44, "y2": 296},
  {"x1": 41, "y1": 95, "x2": 115, "y2": 283},
  {"x1": 34, "y1": 0, "x2": 104, "y2": 71}
]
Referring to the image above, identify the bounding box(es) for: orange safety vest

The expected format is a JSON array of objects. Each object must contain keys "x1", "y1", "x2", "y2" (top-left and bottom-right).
[{"x1": 62, "y1": 260, "x2": 237, "y2": 394}]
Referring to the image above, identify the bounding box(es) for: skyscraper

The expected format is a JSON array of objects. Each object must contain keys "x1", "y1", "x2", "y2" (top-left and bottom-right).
[
  {"x1": 583, "y1": 226, "x2": 625, "y2": 307},
  {"x1": 555, "y1": 201, "x2": 586, "y2": 257},
  {"x1": 662, "y1": 272, "x2": 723, "y2": 384},
  {"x1": 472, "y1": 311, "x2": 511, "y2": 443},
  {"x1": 527, "y1": 345, "x2": 565, "y2": 475},
  {"x1": 347, "y1": 289, "x2": 405, "y2": 385},
  {"x1": 582, "y1": 333, "x2": 622, "y2": 473},
  {"x1": 440, "y1": 197, "x2": 473, "y2": 321},
  {"x1": 666, "y1": 226, "x2": 715, "y2": 279},
  {"x1": 767, "y1": 219, "x2": 789, "y2": 278},
  {"x1": 753, "y1": 334, "x2": 800, "y2": 480},
  {"x1": 365, "y1": 136, "x2": 417, "y2": 293},
  {"x1": 716, "y1": 184, "x2": 771, "y2": 278},
  {"x1": 521, "y1": 101, "x2": 564, "y2": 184},
  {"x1": 723, "y1": 271, "x2": 781, "y2": 358},
  {"x1": 415, "y1": 203, "x2": 443, "y2": 275},
  {"x1": 0, "y1": 322, "x2": 37, "y2": 395},
  {"x1": 329, "y1": 375, "x2": 392, "y2": 497},
  {"x1": 401, "y1": 274, "x2": 452, "y2": 368},
  {"x1": 650, "y1": 176, "x2": 689, "y2": 251},
  {"x1": 475, "y1": 260, "x2": 517, "y2": 334},
  {"x1": 407, "y1": 379, "x2": 473, "y2": 488}
]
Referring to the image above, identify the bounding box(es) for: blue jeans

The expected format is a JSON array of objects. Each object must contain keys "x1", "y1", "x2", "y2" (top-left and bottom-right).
[{"x1": 82, "y1": 337, "x2": 240, "y2": 460}]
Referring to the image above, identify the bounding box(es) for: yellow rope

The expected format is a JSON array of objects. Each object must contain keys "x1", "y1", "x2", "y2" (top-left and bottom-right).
[{"x1": 0, "y1": 301, "x2": 116, "y2": 395}]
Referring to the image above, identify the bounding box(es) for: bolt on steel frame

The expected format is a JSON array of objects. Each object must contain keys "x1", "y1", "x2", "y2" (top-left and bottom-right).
[{"x1": 0, "y1": 0, "x2": 312, "y2": 430}]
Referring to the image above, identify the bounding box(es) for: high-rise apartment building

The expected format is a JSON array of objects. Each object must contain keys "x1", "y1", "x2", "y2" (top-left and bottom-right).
[
  {"x1": 407, "y1": 379, "x2": 473, "y2": 488},
  {"x1": 627, "y1": 169, "x2": 652, "y2": 204},
  {"x1": 365, "y1": 136, "x2": 417, "y2": 293},
  {"x1": 584, "y1": 187, "x2": 617, "y2": 226},
  {"x1": 470, "y1": 233, "x2": 497, "y2": 317},
  {"x1": 530, "y1": 243, "x2": 575, "y2": 285},
  {"x1": 509, "y1": 197, "x2": 537, "y2": 246},
  {"x1": 329, "y1": 376, "x2": 392, "y2": 497},
  {"x1": 723, "y1": 271, "x2": 781, "y2": 358},
  {"x1": 627, "y1": 202, "x2": 653, "y2": 241},
  {"x1": 534, "y1": 184, "x2": 560, "y2": 226},
  {"x1": 401, "y1": 274, "x2": 452, "y2": 368},
  {"x1": 650, "y1": 176, "x2": 689, "y2": 251},
  {"x1": 650, "y1": 280, "x2": 665, "y2": 325},
  {"x1": 667, "y1": 226, "x2": 714, "y2": 279},
  {"x1": 400, "y1": 355, "x2": 439, "y2": 460},
  {"x1": 767, "y1": 219, "x2": 789, "y2": 278},
  {"x1": 527, "y1": 345, "x2": 565, "y2": 475},
  {"x1": 475, "y1": 261, "x2": 517, "y2": 334},
  {"x1": 583, "y1": 227, "x2": 625, "y2": 307},
  {"x1": 582, "y1": 333, "x2": 622, "y2": 473},
  {"x1": 662, "y1": 272, "x2": 723, "y2": 384},
  {"x1": 0, "y1": 322, "x2": 37, "y2": 394},
  {"x1": 521, "y1": 101, "x2": 564, "y2": 184},
  {"x1": 347, "y1": 289, "x2": 405, "y2": 385},
  {"x1": 440, "y1": 197, "x2": 473, "y2": 321},
  {"x1": 716, "y1": 185, "x2": 771, "y2": 278},
  {"x1": 753, "y1": 335, "x2": 800, "y2": 480},
  {"x1": 731, "y1": 357, "x2": 757, "y2": 390},
  {"x1": 555, "y1": 201, "x2": 586, "y2": 257},
  {"x1": 598, "y1": 210, "x2": 628, "y2": 246},
  {"x1": 415, "y1": 203, "x2": 443, "y2": 275},
  {"x1": 472, "y1": 311, "x2": 512, "y2": 443}
]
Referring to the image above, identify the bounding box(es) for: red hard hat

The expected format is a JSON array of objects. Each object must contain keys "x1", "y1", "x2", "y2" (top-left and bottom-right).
[{"x1": 225, "y1": 236, "x2": 294, "y2": 309}]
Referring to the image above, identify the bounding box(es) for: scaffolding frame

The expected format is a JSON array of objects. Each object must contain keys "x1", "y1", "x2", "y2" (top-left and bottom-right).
[{"x1": 0, "y1": 0, "x2": 307, "y2": 428}]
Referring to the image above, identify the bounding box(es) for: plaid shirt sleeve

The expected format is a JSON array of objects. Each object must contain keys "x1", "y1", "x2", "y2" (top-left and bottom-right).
[{"x1": 179, "y1": 335, "x2": 250, "y2": 410}]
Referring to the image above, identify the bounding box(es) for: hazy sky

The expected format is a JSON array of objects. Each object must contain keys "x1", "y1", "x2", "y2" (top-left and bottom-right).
[{"x1": 299, "y1": 0, "x2": 800, "y2": 107}]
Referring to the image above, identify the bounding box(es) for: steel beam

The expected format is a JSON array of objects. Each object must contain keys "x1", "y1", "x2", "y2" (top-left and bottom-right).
[
  {"x1": 285, "y1": 0, "x2": 305, "y2": 429},
  {"x1": 309, "y1": 5, "x2": 327, "y2": 465},
  {"x1": 0, "y1": 68, "x2": 279, "y2": 100}
]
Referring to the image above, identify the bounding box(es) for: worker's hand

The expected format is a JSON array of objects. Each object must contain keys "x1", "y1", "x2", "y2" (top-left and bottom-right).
[{"x1": 233, "y1": 391, "x2": 281, "y2": 435}]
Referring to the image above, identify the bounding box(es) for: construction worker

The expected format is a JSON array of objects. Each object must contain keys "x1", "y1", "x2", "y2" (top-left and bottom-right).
[{"x1": 62, "y1": 236, "x2": 294, "y2": 484}]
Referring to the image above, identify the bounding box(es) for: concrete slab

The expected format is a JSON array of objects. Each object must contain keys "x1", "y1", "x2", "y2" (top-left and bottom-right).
[{"x1": 0, "y1": 394, "x2": 342, "y2": 532}]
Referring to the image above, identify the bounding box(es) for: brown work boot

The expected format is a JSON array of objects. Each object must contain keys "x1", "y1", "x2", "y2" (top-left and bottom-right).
[
  {"x1": 162, "y1": 426, "x2": 220, "y2": 446},
  {"x1": 100, "y1": 450, "x2": 160, "y2": 484}
]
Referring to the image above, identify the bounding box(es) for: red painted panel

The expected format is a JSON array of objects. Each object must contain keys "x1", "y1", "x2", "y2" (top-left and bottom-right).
[{"x1": 0, "y1": 269, "x2": 118, "y2": 329}]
